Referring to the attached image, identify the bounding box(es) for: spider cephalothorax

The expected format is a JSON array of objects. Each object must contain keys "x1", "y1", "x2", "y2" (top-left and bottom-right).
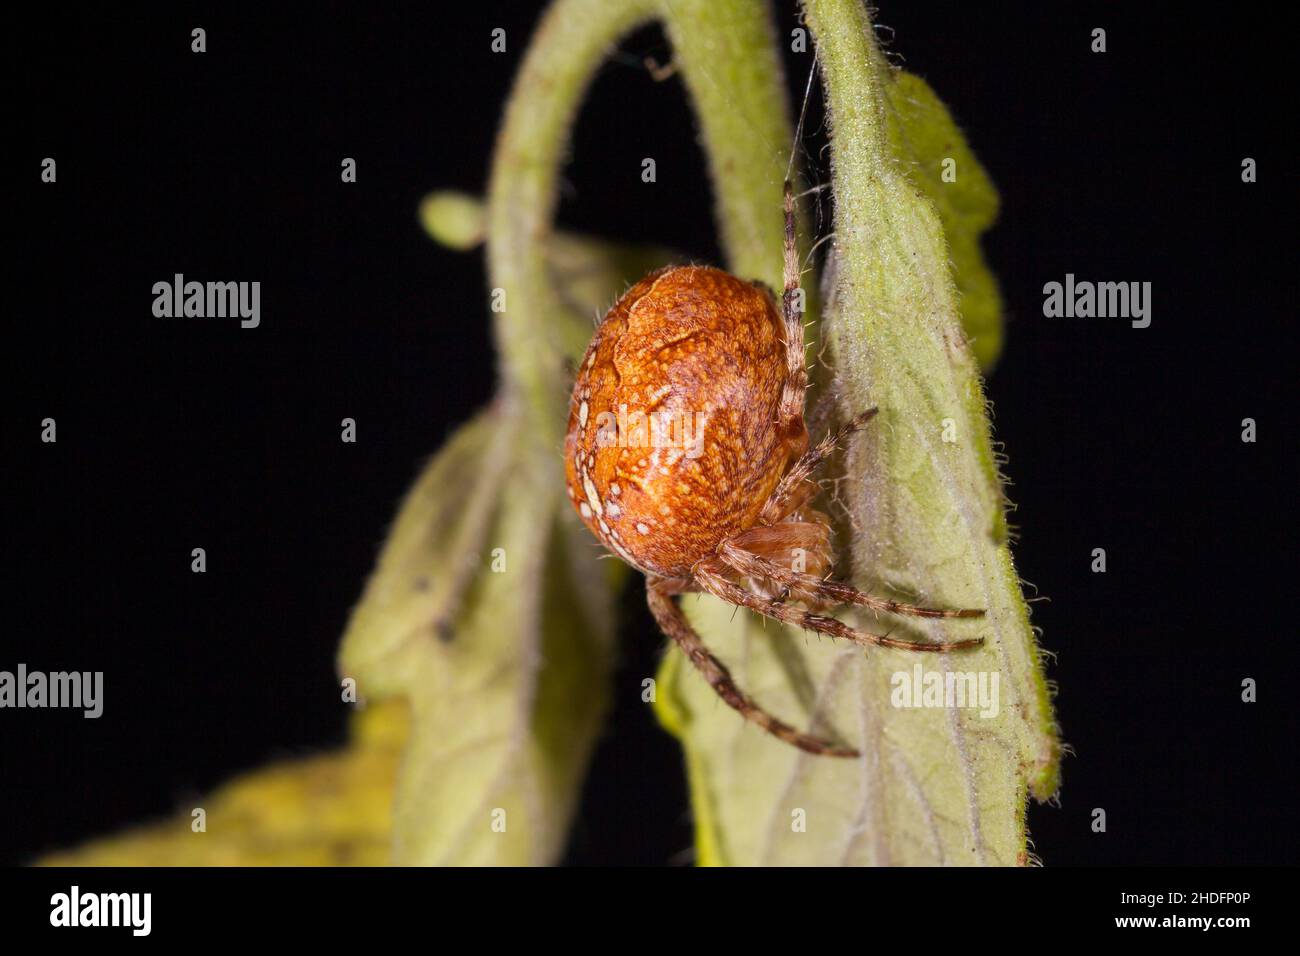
[{"x1": 564, "y1": 183, "x2": 983, "y2": 758}]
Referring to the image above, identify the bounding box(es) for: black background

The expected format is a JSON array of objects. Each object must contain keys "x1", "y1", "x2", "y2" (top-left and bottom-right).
[{"x1": 7, "y1": 2, "x2": 1295, "y2": 866}]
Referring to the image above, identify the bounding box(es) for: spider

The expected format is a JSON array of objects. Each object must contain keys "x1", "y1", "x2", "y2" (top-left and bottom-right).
[{"x1": 563, "y1": 181, "x2": 984, "y2": 758}]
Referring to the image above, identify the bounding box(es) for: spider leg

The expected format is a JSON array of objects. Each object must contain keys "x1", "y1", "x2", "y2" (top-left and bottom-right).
[
  {"x1": 765, "y1": 178, "x2": 817, "y2": 469},
  {"x1": 804, "y1": 382, "x2": 841, "y2": 443},
  {"x1": 646, "y1": 579, "x2": 858, "y2": 758},
  {"x1": 719, "y1": 540, "x2": 985, "y2": 619},
  {"x1": 695, "y1": 564, "x2": 984, "y2": 653},
  {"x1": 760, "y1": 407, "x2": 878, "y2": 525},
  {"x1": 775, "y1": 180, "x2": 809, "y2": 441}
]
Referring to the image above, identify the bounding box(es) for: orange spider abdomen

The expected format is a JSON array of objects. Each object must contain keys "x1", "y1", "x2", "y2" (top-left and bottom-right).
[{"x1": 564, "y1": 265, "x2": 802, "y2": 579}]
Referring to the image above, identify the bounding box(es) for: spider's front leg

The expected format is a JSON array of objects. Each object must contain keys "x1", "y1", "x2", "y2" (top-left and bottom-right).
[
  {"x1": 774, "y1": 179, "x2": 812, "y2": 460},
  {"x1": 759, "y1": 406, "x2": 877, "y2": 525},
  {"x1": 694, "y1": 563, "x2": 984, "y2": 654},
  {"x1": 721, "y1": 541, "x2": 985, "y2": 621},
  {"x1": 646, "y1": 577, "x2": 858, "y2": 758}
]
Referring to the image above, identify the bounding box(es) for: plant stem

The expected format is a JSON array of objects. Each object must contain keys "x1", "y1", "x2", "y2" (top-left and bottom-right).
[
  {"x1": 656, "y1": 0, "x2": 793, "y2": 287},
  {"x1": 486, "y1": 0, "x2": 657, "y2": 442}
]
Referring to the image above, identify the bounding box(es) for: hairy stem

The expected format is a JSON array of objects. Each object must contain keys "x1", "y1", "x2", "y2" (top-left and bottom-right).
[{"x1": 486, "y1": 0, "x2": 657, "y2": 442}]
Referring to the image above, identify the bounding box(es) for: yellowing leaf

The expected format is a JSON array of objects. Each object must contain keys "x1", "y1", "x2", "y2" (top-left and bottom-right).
[{"x1": 37, "y1": 702, "x2": 408, "y2": 867}]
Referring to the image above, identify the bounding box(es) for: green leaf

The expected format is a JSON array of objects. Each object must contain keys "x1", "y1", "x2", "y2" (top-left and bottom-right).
[
  {"x1": 338, "y1": 408, "x2": 512, "y2": 700},
  {"x1": 337, "y1": 405, "x2": 627, "y2": 865},
  {"x1": 884, "y1": 72, "x2": 1005, "y2": 370},
  {"x1": 340, "y1": 185, "x2": 671, "y2": 861},
  {"x1": 655, "y1": 0, "x2": 1059, "y2": 866}
]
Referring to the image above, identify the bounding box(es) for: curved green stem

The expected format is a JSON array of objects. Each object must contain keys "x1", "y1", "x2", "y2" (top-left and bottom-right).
[
  {"x1": 656, "y1": 0, "x2": 793, "y2": 285},
  {"x1": 486, "y1": 0, "x2": 811, "y2": 447},
  {"x1": 486, "y1": 0, "x2": 657, "y2": 444}
]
